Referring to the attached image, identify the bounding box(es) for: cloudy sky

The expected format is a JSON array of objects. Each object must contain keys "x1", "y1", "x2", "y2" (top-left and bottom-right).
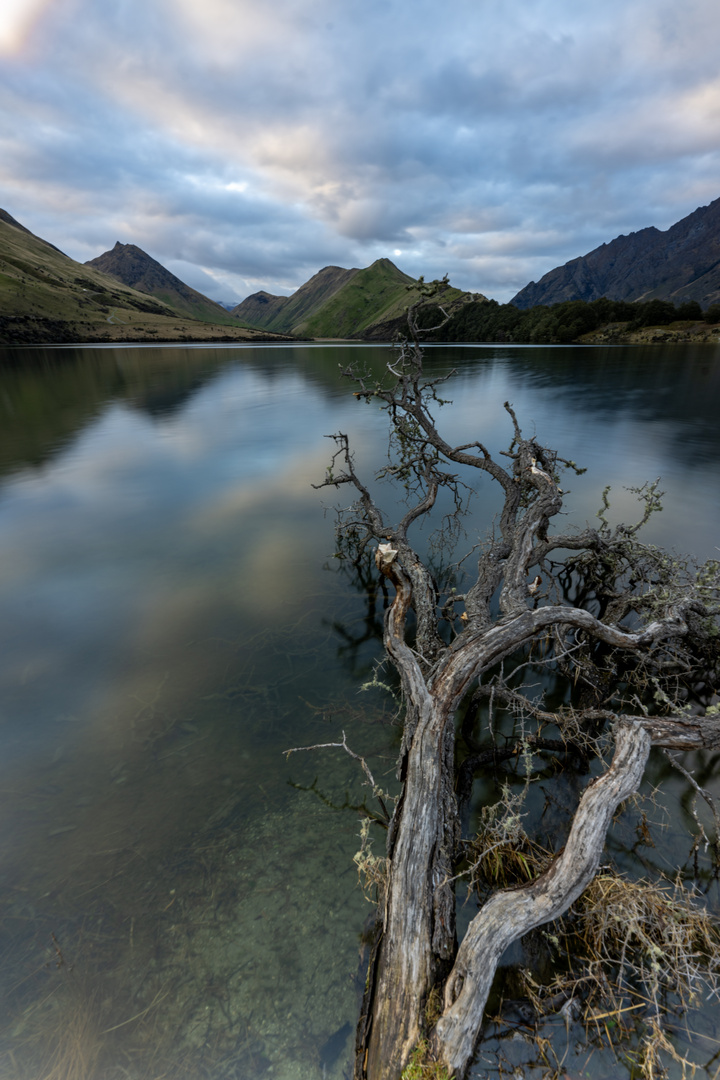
[{"x1": 1, "y1": 0, "x2": 720, "y2": 304}]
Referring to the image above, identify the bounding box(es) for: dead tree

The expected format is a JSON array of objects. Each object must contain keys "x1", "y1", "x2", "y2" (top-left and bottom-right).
[{"x1": 314, "y1": 286, "x2": 720, "y2": 1080}]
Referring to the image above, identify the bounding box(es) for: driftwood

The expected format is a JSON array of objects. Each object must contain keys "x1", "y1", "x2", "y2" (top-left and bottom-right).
[{"x1": 314, "y1": 289, "x2": 720, "y2": 1080}]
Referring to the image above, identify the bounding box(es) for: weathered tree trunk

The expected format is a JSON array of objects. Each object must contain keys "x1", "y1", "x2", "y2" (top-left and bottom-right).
[
  {"x1": 432, "y1": 722, "x2": 652, "y2": 1078},
  {"x1": 355, "y1": 523, "x2": 714, "y2": 1080},
  {"x1": 362, "y1": 692, "x2": 457, "y2": 1079},
  {"x1": 359, "y1": 700, "x2": 655, "y2": 1080},
  {"x1": 359, "y1": 550, "x2": 459, "y2": 1079}
]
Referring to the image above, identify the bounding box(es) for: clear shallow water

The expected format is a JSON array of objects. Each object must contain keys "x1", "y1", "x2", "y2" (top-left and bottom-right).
[{"x1": 0, "y1": 341, "x2": 719, "y2": 1080}]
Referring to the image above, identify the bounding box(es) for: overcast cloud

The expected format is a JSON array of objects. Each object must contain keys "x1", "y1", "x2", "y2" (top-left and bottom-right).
[{"x1": 2, "y1": 0, "x2": 720, "y2": 303}]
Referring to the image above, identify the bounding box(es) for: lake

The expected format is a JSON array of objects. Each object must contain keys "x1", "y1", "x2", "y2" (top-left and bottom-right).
[{"x1": 0, "y1": 341, "x2": 719, "y2": 1080}]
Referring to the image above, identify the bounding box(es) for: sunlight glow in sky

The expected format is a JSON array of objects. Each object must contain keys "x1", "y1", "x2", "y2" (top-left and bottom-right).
[
  {"x1": 1, "y1": 0, "x2": 720, "y2": 303},
  {"x1": 0, "y1": 0, "x2": 50, "y2": 52}
]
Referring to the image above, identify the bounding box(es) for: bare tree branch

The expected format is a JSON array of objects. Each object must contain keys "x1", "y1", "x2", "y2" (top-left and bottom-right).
[
  {"x1": 307, "y1": 298, "x2": 720, "y2": 1080},
  {"x1": 434, "y1": 722, "x2": 651, "y2": 1076}
]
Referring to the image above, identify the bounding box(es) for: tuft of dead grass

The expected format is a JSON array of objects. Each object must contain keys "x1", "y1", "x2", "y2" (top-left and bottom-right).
[
  {"x1": 464, "y1": 785, "x2": 552, "y2": 894},
  {"x1": 575, "y1": 873, "x2": 720, "y2": 1010},
  {"x1": 523, "y1": 871, "x2": 720, "y2": 1079}
]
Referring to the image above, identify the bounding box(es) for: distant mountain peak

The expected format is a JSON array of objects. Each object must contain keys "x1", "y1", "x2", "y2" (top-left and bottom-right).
[{"x1": 85, "y1": 242, "x2": 236, "y2": 324}]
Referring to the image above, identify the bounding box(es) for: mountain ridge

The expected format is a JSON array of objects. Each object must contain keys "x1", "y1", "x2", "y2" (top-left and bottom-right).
[
  {"x1": 294, "y1": 258, "x2": 415, "y2": 337},
  {"x1": 234, "y1": 258, "x2": 485, "y2": 339},
  {"x1": 0, "y1": 210, "x2": 292, "y2": 345},
  {"x1": 0, "y1": 208, "x2": 66, "y2": 254},
  {"x1": 232, "y1": 264, "x2": 360, "y2": 333},
  {"x1": 512, "y1": 197, "x2": 720, "y2": 309}
]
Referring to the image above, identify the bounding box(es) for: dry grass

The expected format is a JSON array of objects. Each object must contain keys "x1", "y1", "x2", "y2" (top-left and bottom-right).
[
  {"x1": 28, "y1": 982, "x2": 104, "y2": 1080},
  {"x1": 576, "y1": 874, "x2": 720, "y2": 1008},
  {"x1": 464, "y1": 785, "x2": 552, "y2": 894},
  {"x1": 456, "y1": 778, "x2": 720, "y2": 1078},
  {"x1": 522, "y1": 872, "x2": 720, "y2": 1079},
  {"x1": 2, "y1": 946, "x2": 175, "y2": 1080}
]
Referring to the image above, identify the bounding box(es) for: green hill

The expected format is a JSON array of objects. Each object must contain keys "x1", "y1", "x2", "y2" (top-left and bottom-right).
[
  {"x1": 296, "y1": 258, "x2": 415, "y2": 337},
  {"x1": 0, "y1": 211, "x2": 290, "y2": 345},
  {"x1": 232, "y1": 265, "x2": 359, "y2": 333},
  {"x1": 234, "y1": 258, "x2": 485, "y2": 339},
  {"x1": 0, "y1": 215, "x2": 175, "y2": 326}
]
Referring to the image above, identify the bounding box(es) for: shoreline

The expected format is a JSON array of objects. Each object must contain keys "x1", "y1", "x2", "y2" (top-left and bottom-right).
[{"x1": 1, "y1": 313, "x2": 719, "y2": 350}]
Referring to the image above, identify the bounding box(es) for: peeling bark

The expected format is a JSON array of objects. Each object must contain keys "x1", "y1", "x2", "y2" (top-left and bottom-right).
[{"x1": 363, "y1": 693, "x2": 457, "y2": 1079}]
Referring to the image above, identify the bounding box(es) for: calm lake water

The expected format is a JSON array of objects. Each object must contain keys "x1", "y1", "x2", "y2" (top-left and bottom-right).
[{"x1": 0, "y1": 341, "x2": 719, "y2": 1080}]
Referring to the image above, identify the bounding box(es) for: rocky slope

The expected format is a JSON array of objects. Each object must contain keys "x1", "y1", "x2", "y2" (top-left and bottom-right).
[
  {"x1": 85, "y1": 242, "x2": 240, "y2": 325},
  {"x1": 512, "y1": 196, "x2": 720, "y2": 310}
]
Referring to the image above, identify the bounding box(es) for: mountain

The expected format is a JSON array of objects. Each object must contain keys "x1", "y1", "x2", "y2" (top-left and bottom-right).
[
  {"x1": 512, "y1": 197, "x2": 720, "y2": 310},
  {"x1": 85, "y1": 242, "x2": 240, "y2": 325},
  {"x1": 0, "y1": 211, "x2": 291, "y2": 345},
  {"x1": 0, "y1": 208, "x2": 66, "y2": 254},
  {"x1": 234, "y1": 258, "x2": 484, "y2": 338},
  {"x1": 232, "y1": 264, "x2": 360, "y2": 333},
  {"x1": 298, "y1": 258, "x2": 416, "y2": 337}
]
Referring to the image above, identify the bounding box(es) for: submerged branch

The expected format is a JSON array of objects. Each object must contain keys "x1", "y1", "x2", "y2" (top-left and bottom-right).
[{"x1": 284, "y1": 730, "x2": 391, "y2": 823}]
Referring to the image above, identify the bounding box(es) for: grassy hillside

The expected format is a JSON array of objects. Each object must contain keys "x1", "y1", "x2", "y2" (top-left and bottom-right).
[
  {"x1": 232, "y1": 290, "x2": 293, "y2": 331},
  {"x1": 0, "y1": 214, "x2": 290, "y2": 345},
  {"x1": 231, "y1": 265, "x2": 359, "y2": 333},
  {"x1": 235, "y1": 258, "x2": 481, "y2": 339},
  {"x1": 269, "y1": 265, "x2": 359, "y2": 333},
  {"x1": 0, "y1": 218, "x2": 178, "y2": 321},
  {"x1": 295, "y1": 258, "x2": 417, "y2": 337}
]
